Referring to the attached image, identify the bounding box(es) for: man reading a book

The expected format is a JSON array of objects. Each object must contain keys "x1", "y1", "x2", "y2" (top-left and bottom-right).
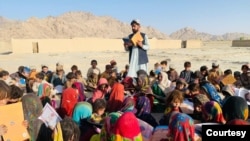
[{"x1": 123, "y1": 19, "x2": 150, "y2": 78}]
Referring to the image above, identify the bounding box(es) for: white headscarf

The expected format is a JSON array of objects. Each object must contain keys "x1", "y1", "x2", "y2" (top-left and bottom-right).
[{"x1": 158, "y1": 71, "x2": 172, "y2": 95}]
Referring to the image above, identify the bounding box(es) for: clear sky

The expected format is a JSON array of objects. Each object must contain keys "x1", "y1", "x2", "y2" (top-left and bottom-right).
[{"x1": 0, "y1": 0, "x2": 250, "y2": 35}]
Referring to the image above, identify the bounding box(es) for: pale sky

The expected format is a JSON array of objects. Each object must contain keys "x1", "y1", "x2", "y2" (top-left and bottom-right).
[{"x1": 0, "y1": 0, "x2": 250, "y2": 35}]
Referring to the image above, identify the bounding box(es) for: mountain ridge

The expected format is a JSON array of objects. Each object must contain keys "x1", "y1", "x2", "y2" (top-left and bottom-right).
[{"x1": 0, "y1": 11, "x2": 250, "y2": 41}]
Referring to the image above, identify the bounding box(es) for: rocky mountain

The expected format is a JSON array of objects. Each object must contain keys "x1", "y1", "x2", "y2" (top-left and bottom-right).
[
  {"x1": 1, "y1": 12, "x2": 250, "y2": 42},
  {"x1": 170, "y1": 27, "x2": 250, "y2": 41},
  {"x1": 0, "y1": 11, "x2": 169, "y2": 41}
]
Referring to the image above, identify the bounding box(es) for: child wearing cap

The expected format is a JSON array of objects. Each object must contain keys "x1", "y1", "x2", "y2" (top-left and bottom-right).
[
  {"x1": 167, "y1": 64, "x2": 179, "y2": 82},
  {"x1": 208, "y1": 62, "x2": 224, "y2": 91}
]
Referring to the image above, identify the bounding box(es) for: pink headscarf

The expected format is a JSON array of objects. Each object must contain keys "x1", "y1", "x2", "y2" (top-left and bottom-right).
[{"x1": 92, "y1": 78, "x2": 110, "y2": 103}]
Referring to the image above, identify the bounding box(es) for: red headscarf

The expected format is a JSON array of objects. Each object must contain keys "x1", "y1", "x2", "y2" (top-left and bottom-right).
[
  {"x1": 227, "y1": 119, "x2": 250, "y2": 125},
  {"x1": 112, "y1": 112, "x2": 142, "y2": 141},
  {"x1": 60, "y1": 88, "x2": 78, "y2": 118},
  {"x1": 107, "y1": 82, "x2": 125, "y2": 112}
]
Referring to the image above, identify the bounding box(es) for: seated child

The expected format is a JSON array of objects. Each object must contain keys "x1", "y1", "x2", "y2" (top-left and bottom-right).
[
  {"x1": 159, "y1": 90, "x2": 184, "y2": 125},
  {"x1": 175, "y1": 78, "x2": 189, "y2": 94},
  {"x1": 90, "y1": 98, "x2": 107, "y2": 124},
  {"x1": 8, "y1": 84, "x2": 24, "y2": 104},
  {"x1": 187, "y1": 83, "x2": 200, "y2": 99}
]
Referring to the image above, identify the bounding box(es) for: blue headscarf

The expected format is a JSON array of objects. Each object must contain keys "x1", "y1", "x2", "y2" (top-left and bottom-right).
[
  {"x1": 202, "y1": 83, "x2": 222, "y2": 105},
  {"x1": 72, "y1": 102, "x2": 93, "y2": 125}
]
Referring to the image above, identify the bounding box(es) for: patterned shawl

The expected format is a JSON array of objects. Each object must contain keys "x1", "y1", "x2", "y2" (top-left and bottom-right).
[
  {"x1": 201, "y1": 82, "x2": 222, "y2": 105},
  {"x1": 222, "y1": 96, "x2": 249, "y2": 122},
  {"x1": 37, "y1": 83, "x2": 51, "y2": 98},
  {"x1": 168, "y1": 113, "x2": 195, "y2": 141},
  {"x1": 100, "y1": 112, "x2": 122, "y2": 141},
  {"x1": 120, "y1": 96, "x2": 137, "y2": 113},
  {"x1": 137, "y1": 74, "x2": 153, "y2": 94},
  {"x1": 202, "y1": 101, "x2": 226, "y2": 124},
  {"x1": 135, "y1": 96, "x2": 151, "y2": 117},
  {"x1": 22, "y1": 93, "x2": 44, "y2": 141}
]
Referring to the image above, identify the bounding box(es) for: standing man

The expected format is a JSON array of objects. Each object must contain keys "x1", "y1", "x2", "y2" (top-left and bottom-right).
[{"x1": 124, "y1": 19, "x2": 150, "y2": 78}]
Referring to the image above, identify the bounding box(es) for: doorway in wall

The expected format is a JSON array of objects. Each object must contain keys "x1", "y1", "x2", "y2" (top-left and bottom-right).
[{"x1": 32, "y1": 42, "x2": 39, "y2": 53}]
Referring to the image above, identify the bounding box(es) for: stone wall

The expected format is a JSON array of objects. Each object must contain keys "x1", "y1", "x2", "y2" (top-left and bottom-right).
[
  {"x1": 232, "y1": 40, "x2": 250, "y2": 47},
  {"x1": 11, "y1": 38, "x2": 185, "y2": 53}
]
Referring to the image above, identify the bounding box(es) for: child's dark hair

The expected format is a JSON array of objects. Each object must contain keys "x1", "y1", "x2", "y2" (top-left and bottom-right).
[
  {"x1": 241, "y1": 64, "x2": 249, "y2": 70},
  {"x1": 10, "y1": 84, "x2": 24, "y2": 99},
  {"x1": 160, "y1": 60, "x2": 168, "y2": 65},
  {"x1": 188, "y1": 83, "x2": 200, "y2": 92},
  {"x1": 66, "y1": 72, "x2": 76, "y2": 80},
  {"x1": 166, "y1": 90, "x2": 184, "y2": 104},
  {"x1": 149, "y1": 70, "x2": 156, "y2": 77},
  {"x1": 18, "y1": 66, "x2": 25, "y2": 73},
  {"x1": 184, "y1": 61, "x2": 191, "y2": 68},
  {"x1": 60, "y1": 117, "x2": 80, "y2": 141},
  {"x1": 0, "y1": 80, "x2": 11, "y2": 100},
  {"x1": 125, "y1": 64, "x2": 129, "y2": 69},
  {"x1": 0, "y1": 70, "x2": 9, "y2": 78},
  {"x1": 93, "y1": 98, "x2": 106, "y2": 113},
  {"x1": 91, "y1": 60, "x2": 97, "y2": 65},
  {"x1": 234, "y1": 71, "x2": 241, "y2": 77},
  {"x1": 35, "y1": 72, "x2": 45, "y2": 80},
  {"x1": 71, "y1": 65, "x2": 78, "y2": 71},
  {"x1": 75, "y1": 70, "x2": 82, "y2": 76},
  {"x1": 224, "y1": 69, "x2": 232, "y2": 76}
]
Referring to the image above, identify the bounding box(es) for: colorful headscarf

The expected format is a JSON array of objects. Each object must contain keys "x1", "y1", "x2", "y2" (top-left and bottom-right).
[
  {"x1": 226, "y1": 119, "x2": 250, "y2": 125},
  {"x1": 202, "y1": 101, "x2": 226, "y2": 124},
  {"x1": 201, "y1": 82, "x2": 222, "y2": 105},
  {"x1": 120, "y1": 96, "x2": 137, "y2": 113},
  {"x1": 60, "y1": 87, "x2": 78, "y2": 117},
  {"x1": 122, "y1": 77, "x2": 134, "y2": 91},
  {"x1": 193, "y1": 94, "x2": 210, "y2": 106},
  {"x1": 137, "y1": 74, "x2": 153, "y2": 94},
  {"x1": 135, "y1": 96, "x2": 151, "y2": 117},
  {"x1": 37, "y1": 83, "x2": 51, "y2": 98},
  {"x1": 168, "y1": 113, "x2": 195, "y2": 141},
  {"x1": 100, "y1": 112, "x2": 122, "y2": 141},
  {"x1": 22, "y1": 94, "x2": 44, "y2": 141},
  {"x1": 193, "y1": 94, "x2": 209, "y2": 112},
  {"x1": 73, "y1": 81, "x2": 85, "y2": 101},
  {"x1": 112, "y1": 112, "x2": 143, "y2": 141},
  {"x1": 222, "y1": 96, "x2": 249, "y2": 121},
  {"x1": 107, "y1": 83, "x2": 125, "y2": 113},
  {"x1": 72, "y1": 102, "x2": 93, "y2": 126}
]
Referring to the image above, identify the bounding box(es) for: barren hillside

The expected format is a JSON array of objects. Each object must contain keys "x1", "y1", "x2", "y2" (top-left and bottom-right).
[
  {"x1": 0, "y1": 11, "x2": 169, "y2": 42},
  {"x1": 170, "y1": 27, "x2": 250, "y2": 41}
]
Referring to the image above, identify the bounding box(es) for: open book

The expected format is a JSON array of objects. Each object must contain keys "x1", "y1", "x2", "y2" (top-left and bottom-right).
[{"x1": 38, "y1": 103, "x2": 62, "y2": 130}]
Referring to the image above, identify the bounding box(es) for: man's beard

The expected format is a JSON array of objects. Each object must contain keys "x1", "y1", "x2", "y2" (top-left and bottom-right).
[{"x1": 132, "y1": 29, "x2": 138, "y2": 33}]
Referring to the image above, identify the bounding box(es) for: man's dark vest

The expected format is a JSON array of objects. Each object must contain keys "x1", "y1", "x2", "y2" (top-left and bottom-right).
[{"x1": 128, "y1": 32, "x2": 149, "y2": 65}]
